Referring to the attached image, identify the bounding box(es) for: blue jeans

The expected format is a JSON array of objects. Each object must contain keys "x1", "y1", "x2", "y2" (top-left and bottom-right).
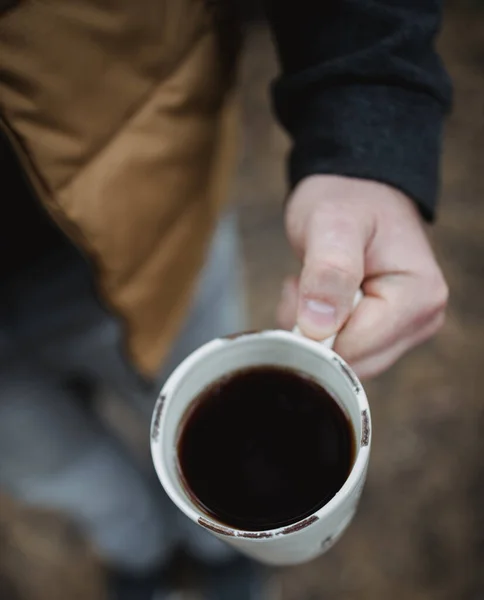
[{"x1": 0, "y1": 214, "x2": 246, "y2": 572}]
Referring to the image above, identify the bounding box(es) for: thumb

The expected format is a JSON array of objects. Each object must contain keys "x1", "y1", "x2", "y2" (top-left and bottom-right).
[{"x1": 297, "y1": 216, "x2": 365, "y2": 340}]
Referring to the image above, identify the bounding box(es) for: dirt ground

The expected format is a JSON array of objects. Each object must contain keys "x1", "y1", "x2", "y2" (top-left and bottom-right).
[
  {"x1": 1, "y1": 5, "x2": 483, "y2": 600},
  {"x1": 236, "y1": 6, "x2": 484, "y2": 600}
]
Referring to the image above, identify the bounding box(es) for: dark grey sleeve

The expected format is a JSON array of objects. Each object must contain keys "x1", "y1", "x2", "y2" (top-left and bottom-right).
[{"x1": 264, "y1": 0, "x2": 452, "y2": 220}]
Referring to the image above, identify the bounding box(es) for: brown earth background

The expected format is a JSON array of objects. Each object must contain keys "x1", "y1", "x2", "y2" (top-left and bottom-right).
[{"x1": 1, "y1": 3, "x2": 484, "y2": 599}]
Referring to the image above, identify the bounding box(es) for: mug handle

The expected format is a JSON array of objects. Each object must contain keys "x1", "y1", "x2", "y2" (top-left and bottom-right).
[{"x1": 292, "y1": 290, "x2": 363, "y2": 350}]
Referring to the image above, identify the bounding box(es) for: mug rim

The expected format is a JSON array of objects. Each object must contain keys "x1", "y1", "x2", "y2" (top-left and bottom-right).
[{"x1": 151, "y1": 329, "x2": 371, "y2": 540}]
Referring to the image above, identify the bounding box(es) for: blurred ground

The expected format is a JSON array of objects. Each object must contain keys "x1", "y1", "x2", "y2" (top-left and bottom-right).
[
  {"x1": 237, "y1": 6, "x2": 484, "y2": 600},
  {"x1": 1, "y1": 4, "x2": 483, "y2": 600}
]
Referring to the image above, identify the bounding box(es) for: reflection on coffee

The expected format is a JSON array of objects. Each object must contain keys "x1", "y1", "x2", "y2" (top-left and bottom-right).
[{"x1": 178, "y1": 366, "x2": 355, "y2": 532}]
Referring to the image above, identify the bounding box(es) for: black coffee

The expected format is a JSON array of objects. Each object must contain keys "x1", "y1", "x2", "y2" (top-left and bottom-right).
[{"x1": 178, "y1": 366, "x2": 355, "y2": 532}]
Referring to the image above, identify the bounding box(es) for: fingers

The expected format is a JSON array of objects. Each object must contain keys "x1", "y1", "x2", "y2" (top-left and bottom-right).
[
  {"x1": 296, "y1": 213, "x2": 365, "y2": 340},
  {"x1": 350, "y1": 311, "x2": 445, "y2": 379},
  {"x1": 333, "y1": 272, "x2": 448, "y2": 376},
  {"x1": 278, "y1": 271, "x2": 447, "y2": 378}
]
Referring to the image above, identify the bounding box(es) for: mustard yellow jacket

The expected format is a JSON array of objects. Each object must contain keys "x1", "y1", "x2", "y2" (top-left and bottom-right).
[{"x1": 0, "y1": 0, "x2": 238, "y2": 375}]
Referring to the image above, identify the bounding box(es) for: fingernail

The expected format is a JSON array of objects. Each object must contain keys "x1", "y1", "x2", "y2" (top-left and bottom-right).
[{"x1": 300, "y1": 299, "x2": 337, "y2": 331}]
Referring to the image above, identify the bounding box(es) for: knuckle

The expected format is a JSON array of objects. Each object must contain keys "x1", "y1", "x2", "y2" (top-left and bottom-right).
[
  {"x1": 419, "y1": 311, "x2": 445, "y2": 345},
  {"x1": 416, "y1": 299, "x2": 446, "y2": 340},
  {"x1": 427, "y1": 272, "x2": 449, "y2": 314}
]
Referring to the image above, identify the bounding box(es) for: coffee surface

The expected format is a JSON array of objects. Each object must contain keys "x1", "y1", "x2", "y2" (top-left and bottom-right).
[{"x1": 178, "y1": 366, "x2": 355, "y2": 531}]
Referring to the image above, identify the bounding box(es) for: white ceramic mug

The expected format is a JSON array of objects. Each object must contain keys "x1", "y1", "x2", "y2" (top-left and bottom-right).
[{"x1": 150, "y1": 317, "x2": 371, "y2": 566}]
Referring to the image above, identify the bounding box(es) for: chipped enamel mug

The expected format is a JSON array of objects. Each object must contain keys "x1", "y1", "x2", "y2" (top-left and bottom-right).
[{"x1": 150, "y1": 302, "x2": 371, "y2": 566}]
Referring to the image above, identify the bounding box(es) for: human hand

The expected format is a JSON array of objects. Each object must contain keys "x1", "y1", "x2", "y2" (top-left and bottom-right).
[{"x1": 278, "y1": 175, "x2": 448, "y2": 378}]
